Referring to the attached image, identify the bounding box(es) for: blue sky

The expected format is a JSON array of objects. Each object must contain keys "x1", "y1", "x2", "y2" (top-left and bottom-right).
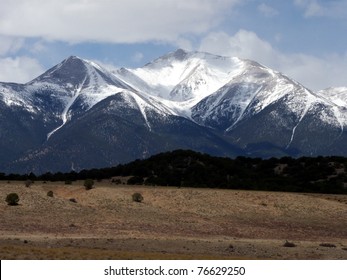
[{"x1": 1, "y1": 0, "x2": 347, "y2": 90}]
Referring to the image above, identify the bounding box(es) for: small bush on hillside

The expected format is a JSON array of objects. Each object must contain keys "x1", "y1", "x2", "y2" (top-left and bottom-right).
[
  {"x1": 47, "y1": 191, "x2": 54, "y2": 197},
  {"x1": 283, "y1": 240, "x2": 296, "y2": 247},
  {"x1": 319, "y1": 243, "x2": 336, "y2": 248},
  {"x1": 25, "y1": 180, "x2": 33, "y2": 188},
  {"x1": 112, "y1": 178, "x2": 121, "y2": 184},
  {"x1": 6, "y1": 193, "x2": 20, "y2": 206},
  {"x1": 132, "y1": 192, "x2": 144, "y2": 203},
  {"x1": 65, "y1": 180, "x2": 72, "y2": 185},
  {"x1": 83, "y1": 179, "x2": 94, "y2": 190},
  {"x1": 127, "y1": 176, "x2": 144, "y2": 185}
]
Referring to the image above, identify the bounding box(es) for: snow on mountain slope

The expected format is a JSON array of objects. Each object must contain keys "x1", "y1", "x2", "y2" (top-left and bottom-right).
[
  {"x1": 29, "y1": 56, "x2": 131, "y2": 110},
  {"x1": 191, "y1": 57, "x2": 347, "y2": 138},
  {"x1": 92, "y1": 52, "x2": 347, "y2": 149},
  {"x1": 114, "y1": 49, "x2": 347, "y2": 132},
  {"x1": 46, "y1": 76, "x2": 87, "y2": 139},
  {"x1": 1, "y1": 55, "x2": 180, "y2": 141},
  {"x1": 315, "y1": 87, "x2": 347, "y2": 132},
  {"x1": 105, "y1": 89, "x2": 178, "y2": 131},
  {"x1": 191, "y1": 61, "x2": 303, "y2": 127},
  {"x1": 116, "y1": 49, "x2": 245, "y2": 107},
  {"x1": 317, "y1": 87, "x2": 347, "y2": 107},
  {"x1": 4, "y1": 52, "x2": 347, "y2": 135},
  {"x1": 25, "y1": 56, "x2": 134, "y2": 138},
  {"x1": 0, "y1": 83, "x2": 38, "y2": 113}
]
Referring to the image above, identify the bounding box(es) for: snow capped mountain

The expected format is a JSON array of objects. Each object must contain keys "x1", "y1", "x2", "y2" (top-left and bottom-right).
[
  {"x1": 115, "y1": 49, "x2": 246, "y2": 116},
  {"x1": 26, "y1": 56, "x2": 135, "y2": 139},
  {"x1": 191, "y1": 60, "x2": 325, "y2": 130},
  {"x1": 1, "y1": 49, "x2": 347, "y2": 173},
  {"x1": 118, "y1": 49, "x2": 347, "y2": 136},
  {"x1": 29, "y1": 55, "x2": 131, "y2": 109},
  {"x1": 131, "y1": 49, "x2": 242, "y2": 100}
]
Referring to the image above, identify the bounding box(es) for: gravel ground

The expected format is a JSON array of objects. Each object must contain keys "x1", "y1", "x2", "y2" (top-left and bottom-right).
[{"x1": 0, "y1": 181, "x2": 346, "y2": 259}]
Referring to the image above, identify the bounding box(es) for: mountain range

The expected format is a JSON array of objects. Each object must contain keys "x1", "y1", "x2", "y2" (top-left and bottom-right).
[{"x1": 1, "y1": 49, "x2": 347, "y2": 174}]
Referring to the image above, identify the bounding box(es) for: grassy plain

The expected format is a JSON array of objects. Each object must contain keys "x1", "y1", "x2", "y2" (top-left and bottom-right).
[{"x1": 0, "y1": 180, "x2": 346, "y2": 259}]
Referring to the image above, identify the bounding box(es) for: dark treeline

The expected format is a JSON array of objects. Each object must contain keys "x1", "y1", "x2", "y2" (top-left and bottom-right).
[{"x1": 1, "y1": 150, "x2": 347, "y2": 194}]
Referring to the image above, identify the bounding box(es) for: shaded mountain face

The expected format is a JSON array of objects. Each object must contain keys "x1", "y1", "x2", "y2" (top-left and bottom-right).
[{"x1": 1, "y1": 50, "x2": 347, "y2": 174}]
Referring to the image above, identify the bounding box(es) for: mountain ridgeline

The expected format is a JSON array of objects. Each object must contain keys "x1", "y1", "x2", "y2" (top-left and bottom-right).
[{"x1": 1, "y1": 49, "x2": 347, "y2": 174}]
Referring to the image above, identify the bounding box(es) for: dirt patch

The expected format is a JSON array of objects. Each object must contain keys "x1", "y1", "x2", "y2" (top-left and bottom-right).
[{"x1": 0, "y1": 181, "x2": 346, "y2": 259}]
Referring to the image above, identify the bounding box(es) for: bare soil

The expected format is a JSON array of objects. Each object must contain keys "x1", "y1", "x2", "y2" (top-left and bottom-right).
[{"x1": 0, "y1": 181, "x2": 346, "y2": 259}]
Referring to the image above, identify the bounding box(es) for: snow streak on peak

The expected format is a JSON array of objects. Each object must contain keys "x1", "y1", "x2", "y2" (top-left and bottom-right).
[{"x1": 46, "y1": 76, "x2": 87, "y2": 139}]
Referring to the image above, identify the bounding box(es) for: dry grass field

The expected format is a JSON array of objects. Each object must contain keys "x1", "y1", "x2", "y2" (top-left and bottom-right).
[{"x1": 0, "y1": 180, "x2": 346, "y2": 259}]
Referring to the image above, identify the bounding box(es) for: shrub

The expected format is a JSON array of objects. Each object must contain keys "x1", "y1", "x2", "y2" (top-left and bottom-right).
[
  {"x1": 227, "y1": 244, "x2": 234, "y2": 252},
  {"x1": 6, "y1": 193, "x2": 19, "y2": 206},
  {"x1": 283, "y1": 240, "x2": 296, "y2": 247},
  {"x1": 25, "y1": 180, "x2": 33, "y2": 188},
  {"x1": 127, "y1": 176, "x2": 144, "y2": 185},
  {"x1": 319, "y1": 243, "x2": 336, "y2": 248},
  {"x1": 65, "y1": 180, "x2": 72, "y2": 185},
  {"x1": 47, "y1": 191, "x2": 54, "y2": 197},
  {"x1": 83, "y1": 179, "x2": 94, "y2": 190},
  {"x1": 132, "y1": 192, "x2": 144, "y2": 203},
  {"x1": 112, "y1": 178, "x2": 121, "y2": 184}
]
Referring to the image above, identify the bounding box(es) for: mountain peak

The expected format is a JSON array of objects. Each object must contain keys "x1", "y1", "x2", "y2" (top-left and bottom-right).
[
  {"x1": 172, "y1": 48, "x2": 189, "y2": 60},
  {"x1": 28, "y1": 55, "x2": 90, "y2": 85},
  {"x1": 66, "y1": 55, "x2": 82, "y2": 60},
  {"x1": 63, "y1": 55, "x2": 82, "y2": 62},
  {"x1": 28, "y1": 55, "x2": 128, "y2": 90},
  {"x1": 161, "y1": 49, "x2": 223, "y2": 62}
]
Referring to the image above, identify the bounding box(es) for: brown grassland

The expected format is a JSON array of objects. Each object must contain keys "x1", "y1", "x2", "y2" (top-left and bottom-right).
[{"x1": 0, "y1": 180, "x2": 346, "y2": 259}]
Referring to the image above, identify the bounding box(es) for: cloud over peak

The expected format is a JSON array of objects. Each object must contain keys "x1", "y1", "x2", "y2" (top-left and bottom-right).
[
  {"x1": 0, "y1": 0, "x2": 240, "y2": 44},
  {"x1": 199, "y1": 29, "x2": 347, "y2": 90}
]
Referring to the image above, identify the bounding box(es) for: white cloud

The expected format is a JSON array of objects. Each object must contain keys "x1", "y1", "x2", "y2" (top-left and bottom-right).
[
  {"x1": 30, "y1": 40, "x2": 48, "y2": 54},
  {"x1": 294, "y1": 0, "x2": 347, "y2": 18},
  {"x1": 0, "y1": 0, "x2": 240, "y2": 82},
  {"x1": 0, "y1": 56, "x2": 44, "y2": 83},
  {"x1": 294, "y1": 0, "x2": 322, "y2": 17},
  {"x1": 199, "y1": 30, "x2": 275, "y2": 64},
  {"x1": 131, "y1": 52, "x2": 144, "y2": 63},
  {"x1": 199, "y1": 30, "x2": 347, "y2": 90},
  {"x1": 0, "y1": 35, "x2": 25, "y2": 55},
  {"x1": 175, "y1": 37, "x2": 194, "y2": 51},
  {"x1": 0, "y1": 0, "x2": 240, "y2": 44},
  {"x1": 257, "y1": 3, "x2": 279, "y2": 17}
]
